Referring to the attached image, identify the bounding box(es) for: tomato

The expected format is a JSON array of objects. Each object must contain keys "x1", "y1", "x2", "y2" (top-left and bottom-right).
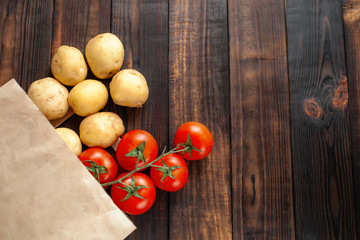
[
  {"x1": 173, "y1": 121, "x2": 213, "y2": 160},
  {"x1": 150, "y1": 153, "x2": 188, "y2": 192},
  {"x1": 79, "y1": 148, "x2": 118, "y2": 185},
  {"x1": 111, "y1": 172, "x2": 156, "y2": 215},
  {"x1": 116, "y1": 130, "x2": 158, "y2": 171}
]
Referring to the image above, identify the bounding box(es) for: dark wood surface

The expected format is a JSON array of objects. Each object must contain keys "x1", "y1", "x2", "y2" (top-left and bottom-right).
[
  {"x1": 343, "y1": 1, "x2": 360, "y2": 238},
  {"x1": 229, "y1": 0, "x2": 295, "y2": 239},
  {"x1": 287, "y1": 0, "x2": 356, "y2": 238},
  {"x1": 0, "y1": 0, "x2": 358, "y2": 239}
]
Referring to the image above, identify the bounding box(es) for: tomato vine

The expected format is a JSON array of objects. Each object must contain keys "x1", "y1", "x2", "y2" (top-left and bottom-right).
[{"x1": 101, "y1": 144, "x2": 188, "y2": 188}]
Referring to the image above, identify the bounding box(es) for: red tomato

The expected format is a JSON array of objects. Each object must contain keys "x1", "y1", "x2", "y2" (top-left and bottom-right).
[
  {"x1": 111, "y1": 172, "x2": 156, "y2": 215},
  {"x1": 173, "y1": 121, "x2": 213, "y2": 160},
  {"x1": 79, "y1": 148, "x2": 118, "y2": 185},
  {"x1": 150, "y1": 153, "x2": 188, "y2": 192},
  {"x1": 116, "y1": 130, "x2": 158, "y2": 171}
]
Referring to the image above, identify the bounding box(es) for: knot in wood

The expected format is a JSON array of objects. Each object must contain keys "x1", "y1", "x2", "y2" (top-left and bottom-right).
[
  {"x1": 303, "y1": 98, "x2": 322, "y2": 119},
  {"x1": 332, "y1": 76, "x2": 348, "y2": 109}
]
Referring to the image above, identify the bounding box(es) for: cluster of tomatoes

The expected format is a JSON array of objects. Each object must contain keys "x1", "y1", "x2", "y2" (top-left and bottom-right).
[{"x1": 78, "y1": 121, "x2": 213, "y2": 215}]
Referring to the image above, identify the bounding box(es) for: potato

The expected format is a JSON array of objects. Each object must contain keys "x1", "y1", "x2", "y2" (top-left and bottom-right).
[
  {"x1": 68, "y1": 79, "x2": 108, "y2": 117},
  {"x1": 85, "y1": 33, "x2": 124, "y2": 79},
  {"x1": 56, "y1": 127, "x2": 82, "y2": 156},
  {"x1": 79, "y1": 112, "x2": 125, "y2": 148},
  {"x1": 51, "y1": 45, "x2": 87, "y2": 86},
  {"x1": 109, "y1": 69, "x2": 149, "y2": 107},
  {"x1": 27, "y1": 77, "x2": 69, "y2": 120}
]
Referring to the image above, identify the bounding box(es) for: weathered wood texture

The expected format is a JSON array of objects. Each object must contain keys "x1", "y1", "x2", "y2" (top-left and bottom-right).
[
  {"x1": 168, "y1": 0, "x2": 232, "y2": 239},
  {"x1": 112, "y1": 1, "x2": 169, "y2": 239},
  {"x1": 52, "y1": 0, "x2": 110, "y2": 55},
  {"x1": 0, "y1": 0, "x2": 53, "y2": 88},
  {"x1": 228, "y1": 0, "x2": 295, "y2": 239},
  {"x1": 343, "y1": 1, "x2": 360, "y2": 238},
  {"x1": 286, "y1": 0, "x2": 356, "y2": 238},
  {"x1": 52, "y1": 0, "x2": 111, "y2": 133}
]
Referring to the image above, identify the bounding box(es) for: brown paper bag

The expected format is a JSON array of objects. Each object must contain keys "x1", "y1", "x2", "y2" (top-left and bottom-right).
[{"x1": 0, "y1": 79, "x2": 136, "y2": 239}]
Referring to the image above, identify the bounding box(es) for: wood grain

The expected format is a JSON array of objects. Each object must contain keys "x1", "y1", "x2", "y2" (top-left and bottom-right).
[
  {"x1": 228, "y1": 0, "x2": 295, "y2": 239},
  {"x1": 52, "y1": 0, "x2": 111, "y2": 55},
  {"x1": 286, "y1": 0, "x2": 356, "y2": 238},
  {"x1": 0, "y1": 0, "x2": 53, "y2": 88},
  {"x1": 168, "y1": 0, "x2": 232, "y2": 239},
  {"x1": 112, "y1": 1, "x2": 170, "y2": 239},
  {"x1": 343, "y1": 1, "x2": 360, "y2": 237}
]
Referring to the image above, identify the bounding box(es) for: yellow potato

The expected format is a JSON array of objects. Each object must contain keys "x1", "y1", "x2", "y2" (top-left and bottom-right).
[
  {"x1": 27, "y1": 77, "x2": 69, "y2": 120},
  {"x1": 109, "y1": 69, "x2": 149, "y2": 107},
  {"x1": 68, "y1": 80, "x2": 108, "y2": 117},
  {"x1": 56, "y1": 127, "x2": 82, "y2": 156},
  {"x1": 79, "y1": 112, "x2": 125, "y2": 148},
  {"x1": 85, "y1": 33, "x2": 124, "y2": 79},
  {"x1": 51, "y1": 45, "x2": 87, "y2": 86}
]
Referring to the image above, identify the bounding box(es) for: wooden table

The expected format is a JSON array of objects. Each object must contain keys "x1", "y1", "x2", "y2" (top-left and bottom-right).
[{"x1": 0, "y1": 0, "x2": 359, "y2": 239}]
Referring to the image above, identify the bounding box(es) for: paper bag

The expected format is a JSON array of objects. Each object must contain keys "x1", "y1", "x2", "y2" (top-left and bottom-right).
[{"x1": 0, "y1": 79, "x2": 136, "y2": 239}]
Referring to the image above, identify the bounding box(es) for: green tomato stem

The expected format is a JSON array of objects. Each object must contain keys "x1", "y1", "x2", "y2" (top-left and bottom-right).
[{"x1": 135, "y1": 155, "x2": 140, "y2": 170}]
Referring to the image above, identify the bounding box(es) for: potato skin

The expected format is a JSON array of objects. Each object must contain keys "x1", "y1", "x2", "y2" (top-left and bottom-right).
[
  {"x1": 56, "y1": 127, "x2": 82, "y2": 156},
  {"x1": 85, "y1": 33, "x2": 124, "y2": 79},
  {"x1": 79, "y1": 112, "x2": 125, "y2": 148},
  {"x1": 68, "y1": 79, "x2": 108, "y2": 117},
  {"x1": 51, "y1": 45, "x2": 87, "y2": 86},
  {"x1": 27, "y1": 77, "x2": 69, "y2": 120},
  {"x1": 109, "y1": 69, "x2": 149, "y2": 107}
]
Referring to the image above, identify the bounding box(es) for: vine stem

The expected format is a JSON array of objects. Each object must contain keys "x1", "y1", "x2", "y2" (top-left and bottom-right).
[{"x1": 101, "y1": 145, "x2": 188, "y2": 187}]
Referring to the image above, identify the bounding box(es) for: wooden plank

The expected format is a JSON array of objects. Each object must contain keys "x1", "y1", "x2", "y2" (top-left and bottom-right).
[
  {"x1": 111, "y1": 1, "x2": 170, "y2": 239},
  {"x1": 286, "y1": 0, "x2": 357, "y2": 238},
  {"x1": 52, "y1": 0, "x2": 111, "y2": 132},
  {"x1": 52, "y1": 0, "x2": 111, "y2": 54},
  {"x1": 343, "y1": 1, "x2": 360, "y2": 237},
  {"x1": 228, "y1": 0, "x2": 295, "y2": 238},
  {"x1": 168, "y1": 0, "x2": 232, "y2": 239},
  {"x1": 0, "y1": 0, "x2": 53, "y2": 88}
]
